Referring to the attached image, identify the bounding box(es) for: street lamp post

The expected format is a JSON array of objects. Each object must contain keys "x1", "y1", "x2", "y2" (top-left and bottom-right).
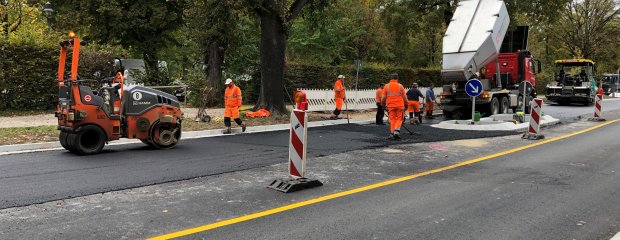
[{"x1": 43, "y1": 2, "x2": 53, "y2": 26}]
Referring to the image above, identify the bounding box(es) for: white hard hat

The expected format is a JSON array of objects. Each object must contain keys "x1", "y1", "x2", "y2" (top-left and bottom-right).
[
  {"x1": 225, "y1": 78, "x2": 233, "y2": 85},
  {"x1": 338, "y1": 75, "x2": 345, "y2": 79}
]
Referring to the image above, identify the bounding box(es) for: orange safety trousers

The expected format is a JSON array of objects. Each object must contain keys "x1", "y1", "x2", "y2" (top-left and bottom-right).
[
  {"x1": 224, "y1": 106, "x2": 240, "y2": 119},
  {"x1": 407, "y1": 100, "x2": 420, "y2": 113},
  {"x1": 388, "y1": 107, "x2": 404, "y2": 133},
  {"x1": 425, "y1": 101, "x2": 434, "y2": 115},
  {"x1": 335, "y1": 98, "x2": 344, "y2": 110}
]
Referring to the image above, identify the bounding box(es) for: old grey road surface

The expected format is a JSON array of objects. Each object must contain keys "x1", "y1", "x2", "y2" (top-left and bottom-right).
[{"x1": 187, "y1": 121, "x2": 620, "y2": 240}]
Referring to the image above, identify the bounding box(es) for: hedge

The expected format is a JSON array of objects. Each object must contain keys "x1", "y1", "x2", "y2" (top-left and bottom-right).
[
  {"x1": 0, "y1": 45, "x2": 118, "y2": 111},
  {"x1": 0, "y1": 45, "x2": 57, "y2": 110}
]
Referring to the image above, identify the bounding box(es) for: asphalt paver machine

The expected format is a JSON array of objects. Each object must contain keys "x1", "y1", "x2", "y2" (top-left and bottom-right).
[{"x1": 55, "y1": 35, "x2": 183, "y2": 155}]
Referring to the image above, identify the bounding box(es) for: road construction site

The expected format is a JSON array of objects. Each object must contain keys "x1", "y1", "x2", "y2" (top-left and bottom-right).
[
  {"x1": 1, "y1": 103, "x2": 619, "y2": 239},
  {"x1": 2, "y1": 0, "x2": 620, "y2": 239}
]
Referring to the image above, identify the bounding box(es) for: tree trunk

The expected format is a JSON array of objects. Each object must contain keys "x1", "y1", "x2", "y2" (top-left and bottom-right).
[
  {"x1": 206, "y1": 39, "x2": 224, "y2": 105},
  {"x1": 256, "y1": 4, "x2": 288, "y2": 115}
]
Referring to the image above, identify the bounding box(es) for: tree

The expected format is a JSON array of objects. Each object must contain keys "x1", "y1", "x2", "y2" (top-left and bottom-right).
[
  {"x1": 287, "y1": 0, "x2": 392, "y2": 65},
  {"x1": 186, "y1": 0, "x2": 240, "y2": 104},
  {"x1": 51, "y1": 0, "x2": 185, "y2": 84},
  {"x1": 246, "y1": 0, "x2": 328, "y2": 114},
  {"x1": 551, "y1": 0, "x2": 620, "y2": 59}
]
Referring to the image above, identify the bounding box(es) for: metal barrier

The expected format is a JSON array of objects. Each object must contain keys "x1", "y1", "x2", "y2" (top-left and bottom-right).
[{"x1": 299, "y1": 87, "x2": 443, "y2": 112}]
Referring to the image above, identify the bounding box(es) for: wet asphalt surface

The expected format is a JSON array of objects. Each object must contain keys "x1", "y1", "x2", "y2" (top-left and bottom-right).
[{"x1": 0, "y1": 122, "x2": 516, "y2": 209}]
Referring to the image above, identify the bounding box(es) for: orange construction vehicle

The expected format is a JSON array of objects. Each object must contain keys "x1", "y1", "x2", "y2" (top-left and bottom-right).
[{"x1": 55, "y1": 34, "x2": 183, "y2": 155}]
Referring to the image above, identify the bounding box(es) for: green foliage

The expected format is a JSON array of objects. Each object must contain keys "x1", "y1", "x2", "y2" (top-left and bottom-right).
[
  {"x1": 0, "y1": 45, "x2": 57, "y2": 110},
  {"x1": 0, "y1": 1, "x2": 63, "y2": 48},
  {"x1": 0, "y1": 43, "x2": 129, "y2": 110},
  {"x1": 51, "y1": 0, "x2": 186, "y2": 83},
  {"x1": 288, "y1": 0, "x2": 393, "y2": 65},
  {"x1": 225, "y1": 16, "x2": 261, "y2": 78},
  {"x1": 78, "y1": 49, "x2": 115, "y2": 81}
]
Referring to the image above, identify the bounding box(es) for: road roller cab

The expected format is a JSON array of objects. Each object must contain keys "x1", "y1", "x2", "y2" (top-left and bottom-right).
[{"x1": 55, "y1": 34, "x2": 182, "y2": 155}]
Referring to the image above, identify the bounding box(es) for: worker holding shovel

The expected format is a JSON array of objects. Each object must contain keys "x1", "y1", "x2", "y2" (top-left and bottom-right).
[{"x1": 382, "y1": 73, "x2": 408, "y2": 140}]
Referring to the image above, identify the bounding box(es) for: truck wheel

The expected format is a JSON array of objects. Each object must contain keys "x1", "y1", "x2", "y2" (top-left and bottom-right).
[
  {"x1": 442, "y1": 110, "x2": 452, "y2": 120},
  {"x1": 517, "y1": 95, "x2": 531, "y2": 113},
  {"x1": 71, "y1": 125, "x2": 106, "y2": 155},
  {"x1": 489, "y1": 97, "x2": 500, "y2": 116},
  {"x1": 500, "y1": 97, "x2": 509, "y2": 114}
]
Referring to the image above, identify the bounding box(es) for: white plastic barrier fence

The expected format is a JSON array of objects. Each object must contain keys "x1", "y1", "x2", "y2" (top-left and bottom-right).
[{"x1": 299, "y1": 87, "x2": 443, "y2": 112}]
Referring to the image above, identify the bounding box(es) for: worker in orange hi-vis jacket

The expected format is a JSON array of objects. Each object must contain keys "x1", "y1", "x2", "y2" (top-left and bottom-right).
[
  {"x1": 330, "y1": 75, "x2": 346, "y2": 119},
  {"x1": 223, "y1": 78, "x2": 246, "y2": 134},
  {"x1": 375, "y1": 83, "x2": 386, "y2": 125},
  {"x1": 381, "y1": 73, "x2": 408, "y2": 140}
]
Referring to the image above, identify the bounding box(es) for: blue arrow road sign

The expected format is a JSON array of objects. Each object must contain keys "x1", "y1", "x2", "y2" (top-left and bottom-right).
[{"x1": 465, "y1": 79, "x2": 483, "y2": 97}]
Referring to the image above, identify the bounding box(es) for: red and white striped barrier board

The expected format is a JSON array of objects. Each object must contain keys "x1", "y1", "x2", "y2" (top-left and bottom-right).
[
  {"x1": 588, "y1": 91, "x2": 606, "y2": 121},
  {"x1": 523, "y1": 98, "x2": 545, "y2": 140},
  {"x1": 595, "y1": 93, "x2": 602, "y2": 118},
  {"x1": 267, "y1": 109, "x2": 322, "y2": 193},
  {"x1": 289, "y1": 109, "x2": 308, "y2": 178}
]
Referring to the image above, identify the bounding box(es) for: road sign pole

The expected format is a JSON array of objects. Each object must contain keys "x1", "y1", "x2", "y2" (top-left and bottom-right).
[
  {"x1": 471, "y1": 96, "x2": 476, "y2": 124},
  {"x1": 522, "y1": 83, "x2": 526, "y2": 114},
  {"x1": 465, "y1": 79, "x2": 483, "y2": 124},
  {"x1": 355, "y1": 60, "x2": 360, "y2": 109}
]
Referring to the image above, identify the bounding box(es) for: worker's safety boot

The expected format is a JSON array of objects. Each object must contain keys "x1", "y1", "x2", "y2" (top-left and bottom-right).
[
  {"x1": 393, "y1": 130, "x2": 401, "y2": 140},
  {"x1": 241, "y1": 123, "x2": 247, "y2": 132},
  {"x1": 223, "y1": 127, "x2": 232, "y2": 134},
  {"x1": 387, "y1": 133, "x2": 395, "y2": 140}
]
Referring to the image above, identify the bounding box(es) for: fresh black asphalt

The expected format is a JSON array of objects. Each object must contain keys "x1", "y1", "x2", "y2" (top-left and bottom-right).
[{"x1": 0, "y1": 123, "x2": 515, "y2": 209}]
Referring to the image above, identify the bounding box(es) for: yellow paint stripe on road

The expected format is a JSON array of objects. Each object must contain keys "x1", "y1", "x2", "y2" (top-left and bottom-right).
[{"x1": 148, "y1": 119, "x2": 620, "y2": 240}]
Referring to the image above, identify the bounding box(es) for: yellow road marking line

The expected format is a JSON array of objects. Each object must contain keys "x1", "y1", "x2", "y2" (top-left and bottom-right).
[{"x1": 148, "y1": 119, "x2": 620, "y2": 240}]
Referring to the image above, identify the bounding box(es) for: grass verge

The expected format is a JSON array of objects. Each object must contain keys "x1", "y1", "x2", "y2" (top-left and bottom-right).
[
  {"x1": 0, "y1": 126, "x2": 58, "y2": 145},
  {"x1": 0, "y1": 110, "x2": 54, "y2": 117}
]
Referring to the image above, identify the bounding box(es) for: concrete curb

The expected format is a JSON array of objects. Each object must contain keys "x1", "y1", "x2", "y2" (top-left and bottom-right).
[
  {"x1": 431, "y1": 114, "x2": 560, "y2": 131},
  {"x1": 0, "y1": 118, "x2": 374, "y2": 156}
]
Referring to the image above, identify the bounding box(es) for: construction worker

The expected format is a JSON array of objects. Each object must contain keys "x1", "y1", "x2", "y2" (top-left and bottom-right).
[
  {"x1": 330, "y1": 75, "x2": 346, "y2": 119},
  {"x1": 406, "y1": 83, "x2": 424, "y2": 124},
  {"x1": 425, "y1": 83, "x2": 436, "y2": 119},
  {"x1": 381, "y1": 73, "x2": 408, "y2": 140},
  {"x1": 223, "y1": 78, "x2": 246, "y2": 134},
  {"x1": 375, "y1": 83, "x2": 386, "y2": 125}
]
